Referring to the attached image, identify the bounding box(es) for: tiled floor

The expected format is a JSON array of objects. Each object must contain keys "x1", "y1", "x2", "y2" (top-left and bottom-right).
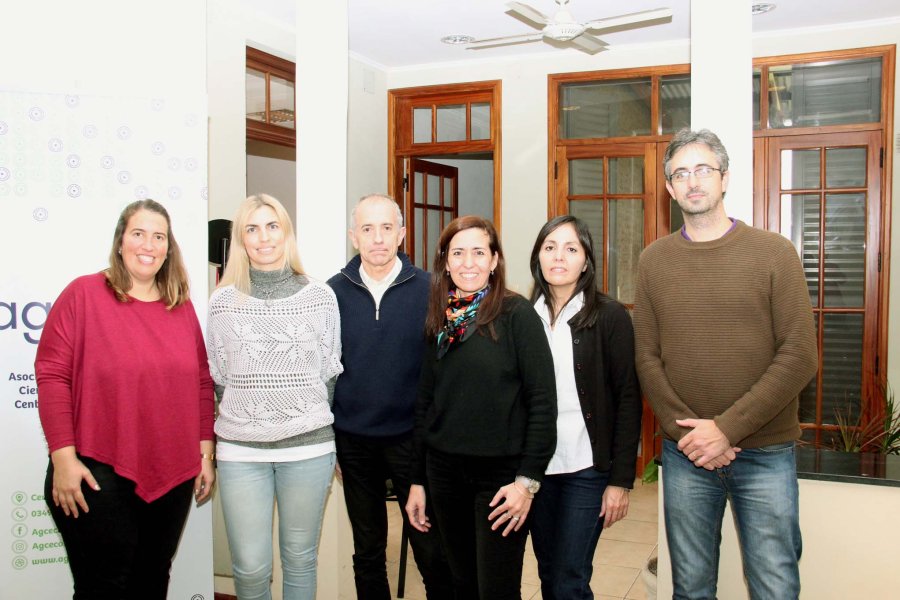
[{"x1": 384, "y1": 479, "x2": 659, "y2": 600}]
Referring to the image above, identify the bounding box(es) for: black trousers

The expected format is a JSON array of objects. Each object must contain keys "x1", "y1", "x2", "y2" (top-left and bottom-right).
[
  {"x1": 425, "y1": 448, "x2": 529, "y2": 600},
  {"x1": 45, "y1": 456, "x2": 193, "y2": 600},
  {"x1": 336, "y1": 431, "x2": 453, "y2": 600}
]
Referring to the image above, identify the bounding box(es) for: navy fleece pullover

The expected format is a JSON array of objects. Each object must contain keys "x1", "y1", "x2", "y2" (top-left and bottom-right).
[{"x1": 327, "y1": 253, "x2": 430, "y2": 438}]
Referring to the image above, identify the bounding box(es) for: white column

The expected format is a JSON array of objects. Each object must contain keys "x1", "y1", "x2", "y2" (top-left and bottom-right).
[
  {"x1": 296, "y1": 0, "x2": 350, "y2": 280},
  {"x1": 294, "y1": 2, "x2": 354, "y2": 598},
  {"x1": 690, "y1": 0, "x2": 754, "y2": 224}
]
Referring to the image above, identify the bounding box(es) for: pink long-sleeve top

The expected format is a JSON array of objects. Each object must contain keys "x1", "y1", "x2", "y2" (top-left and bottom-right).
[{"x1": 36, "y1": 272, "x2": 215, "y2": 502}]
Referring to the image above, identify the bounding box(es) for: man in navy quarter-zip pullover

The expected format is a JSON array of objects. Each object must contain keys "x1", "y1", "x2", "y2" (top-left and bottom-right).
[{"x1": 327, "y1": 194, "x2": 451, "y2": 600}]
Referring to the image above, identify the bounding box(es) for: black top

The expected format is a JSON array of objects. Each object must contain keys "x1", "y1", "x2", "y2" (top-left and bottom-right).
[
  {"x1": 568, "y1": 294, "x2": 643, "y2": 488},
  {"x1": 412, "y1": 294, "x2": 557, "y2": 483}
]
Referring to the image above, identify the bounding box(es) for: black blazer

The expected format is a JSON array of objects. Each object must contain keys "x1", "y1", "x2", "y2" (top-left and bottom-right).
[{"x1": 569, "y1": 295, "x2": 642, "y2": 489}]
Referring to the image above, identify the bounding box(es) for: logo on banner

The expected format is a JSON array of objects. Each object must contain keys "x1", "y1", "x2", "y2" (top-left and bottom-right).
[{"x1": 0, "y1": 301, "x2": 52, "y2": 344}]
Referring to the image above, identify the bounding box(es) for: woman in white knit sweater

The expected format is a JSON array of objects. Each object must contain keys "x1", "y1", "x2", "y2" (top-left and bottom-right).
[{"x1": 207, "y1": 194, "x2": 342, "y2": 600}]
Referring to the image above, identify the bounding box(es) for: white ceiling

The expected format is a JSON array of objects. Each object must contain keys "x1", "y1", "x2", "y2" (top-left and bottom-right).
[{"x1": 244, "y1": 0, "x2": 900, "y2": 69}]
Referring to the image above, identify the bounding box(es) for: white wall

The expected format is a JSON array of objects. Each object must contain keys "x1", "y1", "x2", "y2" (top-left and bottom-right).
[{"x1": 1, "y1": 0, "x2": 211, "y2": 597}]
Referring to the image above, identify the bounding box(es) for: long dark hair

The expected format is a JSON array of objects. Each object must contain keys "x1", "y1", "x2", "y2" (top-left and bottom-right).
[
  {"x1": 424, "y1": 216, "x2": 513, "y2": 341},
  {"x1": 106, "y1": 199, "x2": 190, "y2": 309},
  {"x1": 529, "y1": 215, "x2": 608, "y2": 329}
]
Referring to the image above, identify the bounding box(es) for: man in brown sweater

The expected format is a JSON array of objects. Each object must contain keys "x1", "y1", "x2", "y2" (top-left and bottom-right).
[{"x1": 633, "y1": 128, "x2": 817, "y2": 600}]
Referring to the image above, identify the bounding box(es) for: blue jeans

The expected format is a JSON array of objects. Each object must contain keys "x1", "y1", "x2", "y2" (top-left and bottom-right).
[
  {"x1": 530, "y1": 467, "x2": 609, "y2": 600},
  {"x1": 662, "y1": 438, "x2": 801, "y2": 600},
  {"x1": 217, "y1": 453, "x2": 335, "y2": 600}
]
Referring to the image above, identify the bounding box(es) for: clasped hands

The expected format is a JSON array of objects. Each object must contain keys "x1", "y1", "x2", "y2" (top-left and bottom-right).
[{"x1": 676, "y1": 418, "x2": 741, "y2": 470}]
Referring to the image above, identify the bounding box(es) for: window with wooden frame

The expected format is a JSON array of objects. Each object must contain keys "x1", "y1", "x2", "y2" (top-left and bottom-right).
[
  {"x1": 549, "y1": 46, "x2": 894, "y2": 466},
  {"x1": 388, "y1": 81, "x2": 501, "y2": 266},
  {"x1": 752, "y1": 45, "x2": 894, "y2": 449},
  {"x1": 246, "y1": 47, "x2": 296, "y2": 147}
]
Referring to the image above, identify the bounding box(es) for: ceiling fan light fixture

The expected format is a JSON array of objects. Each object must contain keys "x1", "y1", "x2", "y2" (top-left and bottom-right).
[
  {"x1": 751, "y1": 3, "x2": 776, "y2": 15},
  {"x1": 544, "y1": 21, "x2": 586, "y2": 41},
  {"x1": 441, "y1": 34, "x2": 476, "y2": 45}
]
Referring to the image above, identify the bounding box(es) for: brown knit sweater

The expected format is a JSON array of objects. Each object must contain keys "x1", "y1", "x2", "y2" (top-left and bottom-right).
[{"x1": 633, "y1": 221, "x2": 818, "y2": 448}]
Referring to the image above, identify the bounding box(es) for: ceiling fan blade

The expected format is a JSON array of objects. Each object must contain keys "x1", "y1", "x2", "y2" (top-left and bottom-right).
[
  {"x1": 569, "y1": 33, "x2": 609, "y2": 54},
  {"x1": 506, "y1": 1, "x2": 551, "y2": 26},
  {"x1": 585, "y1": 7, "x2": 673, "y2": 31},
  {"x1": 467, "y1": 32, "x2": 544, "y2": 45}
]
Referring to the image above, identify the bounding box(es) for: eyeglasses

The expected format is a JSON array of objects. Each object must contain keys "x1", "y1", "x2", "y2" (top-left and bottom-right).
[{"x1": 668, "y1": 166, "x2": 723, "y2": 183}]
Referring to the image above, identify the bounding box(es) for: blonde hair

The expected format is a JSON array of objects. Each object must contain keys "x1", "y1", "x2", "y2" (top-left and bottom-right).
[
  {"x1": 218, "y1": 194, "x2": 304, "y2": 294},
  {"x1": 106, "y1": 199, "x2": 190, "y2": 309}
]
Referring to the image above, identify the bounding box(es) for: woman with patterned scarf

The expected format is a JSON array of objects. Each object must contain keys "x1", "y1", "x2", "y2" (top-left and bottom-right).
[{"x1": 405, "y1": 215, "x2": 557, "y2": 600}]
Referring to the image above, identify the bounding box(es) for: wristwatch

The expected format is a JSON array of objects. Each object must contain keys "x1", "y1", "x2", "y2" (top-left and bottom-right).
[{"x1": 516, "y1": 475, "x2": 541, "y2": 495}]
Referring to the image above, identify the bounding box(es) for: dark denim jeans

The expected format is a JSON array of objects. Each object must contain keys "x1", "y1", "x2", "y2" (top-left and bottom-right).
[
  {"x1": 530, "y1": 467, "x2": 610, "y2": 600},
  {"x1": 662, "y1": 438, "x2": 802, "y2": 600},
  {"x1": 336, "y1": 432, "x2": 452, "y2": 600},
  {"x1": 45, "y1": 456, "x2": 193, "y2": 600},
  {"x1": 425, "y1": 448, "x2": 528, "y2": 600}
]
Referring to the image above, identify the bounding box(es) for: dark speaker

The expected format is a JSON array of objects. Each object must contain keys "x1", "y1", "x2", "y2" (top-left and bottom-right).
[{"x1": 208, "y1": 219, "x2": 232, "y2": 280}]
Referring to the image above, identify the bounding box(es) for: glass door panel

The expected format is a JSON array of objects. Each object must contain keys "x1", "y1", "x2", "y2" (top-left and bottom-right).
[
  {"x1": 766, "y1": 132, "x2": 880, "y2": 447},
  {"x1": 780, "y1": 193, "x2": 821, "y2": 306},
  {"x1": 823, "y1": 193, "x2": 866, "y2": 307},
  {"x1": 608, "y1": 200, "x2": 644, "y2": 304}
]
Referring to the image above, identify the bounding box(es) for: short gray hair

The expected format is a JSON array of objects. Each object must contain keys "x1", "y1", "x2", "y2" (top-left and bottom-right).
[
  {"x1": 663, "y1": 128, "x2": 730, "y2": 179},
  {"x1": 350, "y1": 193, "x2": 404, "y2": 229}
]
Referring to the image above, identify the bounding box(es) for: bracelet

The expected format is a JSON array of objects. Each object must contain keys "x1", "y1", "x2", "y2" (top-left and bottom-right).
[
  {"x1": 201, "y1": 453, "x2": 216, "y2": 461},
  {"x1": 513, "y1": 481, "x2": 534, "y2": 499}
]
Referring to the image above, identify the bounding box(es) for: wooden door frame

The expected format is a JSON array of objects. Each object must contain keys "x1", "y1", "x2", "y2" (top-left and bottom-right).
[
  {"x1": 388, "y1": 81, "x2": 502, "y2": 246},
  {"x1": 408, "y1": 158, "x2": 459, "y2": 269}
]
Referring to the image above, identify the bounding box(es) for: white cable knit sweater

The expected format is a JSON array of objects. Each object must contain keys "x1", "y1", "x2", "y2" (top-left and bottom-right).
[{"x1": 207, "y1": 280, "x2": 343, "y2": 443}]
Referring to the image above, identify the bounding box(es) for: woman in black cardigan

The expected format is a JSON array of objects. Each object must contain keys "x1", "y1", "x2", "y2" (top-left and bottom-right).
[
  {"x1": 406, "y1": 215, "x2": 556, "y2": 600},
  {"x1": 528, "y1": 215, "x2": 643, "y2": 600}
]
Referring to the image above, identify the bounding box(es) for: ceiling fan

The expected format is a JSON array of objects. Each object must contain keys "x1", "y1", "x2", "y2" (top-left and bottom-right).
[{"x1": 467, "y1": 0, "x2": 673, "y2": 54}]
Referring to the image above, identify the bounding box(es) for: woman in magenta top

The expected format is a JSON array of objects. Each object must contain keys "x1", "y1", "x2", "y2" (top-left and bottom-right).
[{"x1": 35, "y1": 199, "x2": 215, "y2": 599}]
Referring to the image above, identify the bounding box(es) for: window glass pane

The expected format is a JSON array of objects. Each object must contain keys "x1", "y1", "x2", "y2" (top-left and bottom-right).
[
  {"x1": 768, "y1": 57, "x2": 882, "y2": 128},
  {"x1": 825, "y1": 148, "x2": 866, "y2": 188},
  {"x1": 270, "y1": 75, "x2": 295, "y2": 129},
  {"x1": 436, "y1": 104, "x2": 466, "y2": 142},
  {"x1": 569, "y1": 159, "x2": 603, "y2": 195},
  {"x1": 427, "y1": 210, "x2": 441, "y2": 269},
  {"x1": 471, "y1": 103, "x2": 490, "y2": 140},
  {"x1": 753, "y1": 69, "x2": 762, "y2": 130},
  {"x1": 569, "y1": 200, "x2": 603, "y2": 281},
  {"x1": 780, "y1": 149, "x2": 820, "y2": 190},
  {"x1": 560, "y1": 79, "x2": 652, "y2": 139},
  {"x1": 427, "y1": 173, "x2": 440, "y2": 206},
  {"x1": 821, "y1": 313, "x2": 863, "y2": 425},
  {"x1": 798, "y1": 314, "x2": 819, "y2": 423},
  {"x1": 780, "y1": 193, "x2": 820, "y2": 307},
  {"x1": 824, "y1": 193, "x2": 866, "y2": 307},
  {"x1": 608, "y1": 157, "x2": 643, "y2": 194},
  {"x1": 246, "y1": 68, "x2": 266, "y2": 122},
  {"x1": 660, "y1": 74, "x2": 690, "y2": 134},
  {"x1": 414, "y1": 107, "x2": 432, "y2": 143},
  {"x1": 444, "y1": 178, "x2": 453, "y2": 208},
  {"x1": 608, "y1": 200, "x2": 644, "y2": 304},
  {"x1": 414, "y1": 208, "x2": 425, "y2": 269},
  {"x1": 669, "y1": 198, "x2": 684, "y2": 234}
]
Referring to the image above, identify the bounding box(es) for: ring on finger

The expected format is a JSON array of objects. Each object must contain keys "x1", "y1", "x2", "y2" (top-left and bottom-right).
[{"x1": 511, "y1": 515, "x2": 520, "y2": 521}]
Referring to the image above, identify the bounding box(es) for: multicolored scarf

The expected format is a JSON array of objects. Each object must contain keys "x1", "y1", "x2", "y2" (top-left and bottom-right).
[{"x1": 436, "y1": 286, "x2": 490, "y2": 359}]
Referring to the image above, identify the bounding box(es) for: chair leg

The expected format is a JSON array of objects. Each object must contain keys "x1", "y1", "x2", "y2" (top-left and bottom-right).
[{"x1": 397, "y1": 523, "x2": 409, "y2": 598}]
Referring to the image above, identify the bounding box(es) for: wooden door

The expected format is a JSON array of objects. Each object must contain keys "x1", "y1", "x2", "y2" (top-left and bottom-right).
[{"x1": 406, "y1": 158, "x2": 459, "y2": 270}]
